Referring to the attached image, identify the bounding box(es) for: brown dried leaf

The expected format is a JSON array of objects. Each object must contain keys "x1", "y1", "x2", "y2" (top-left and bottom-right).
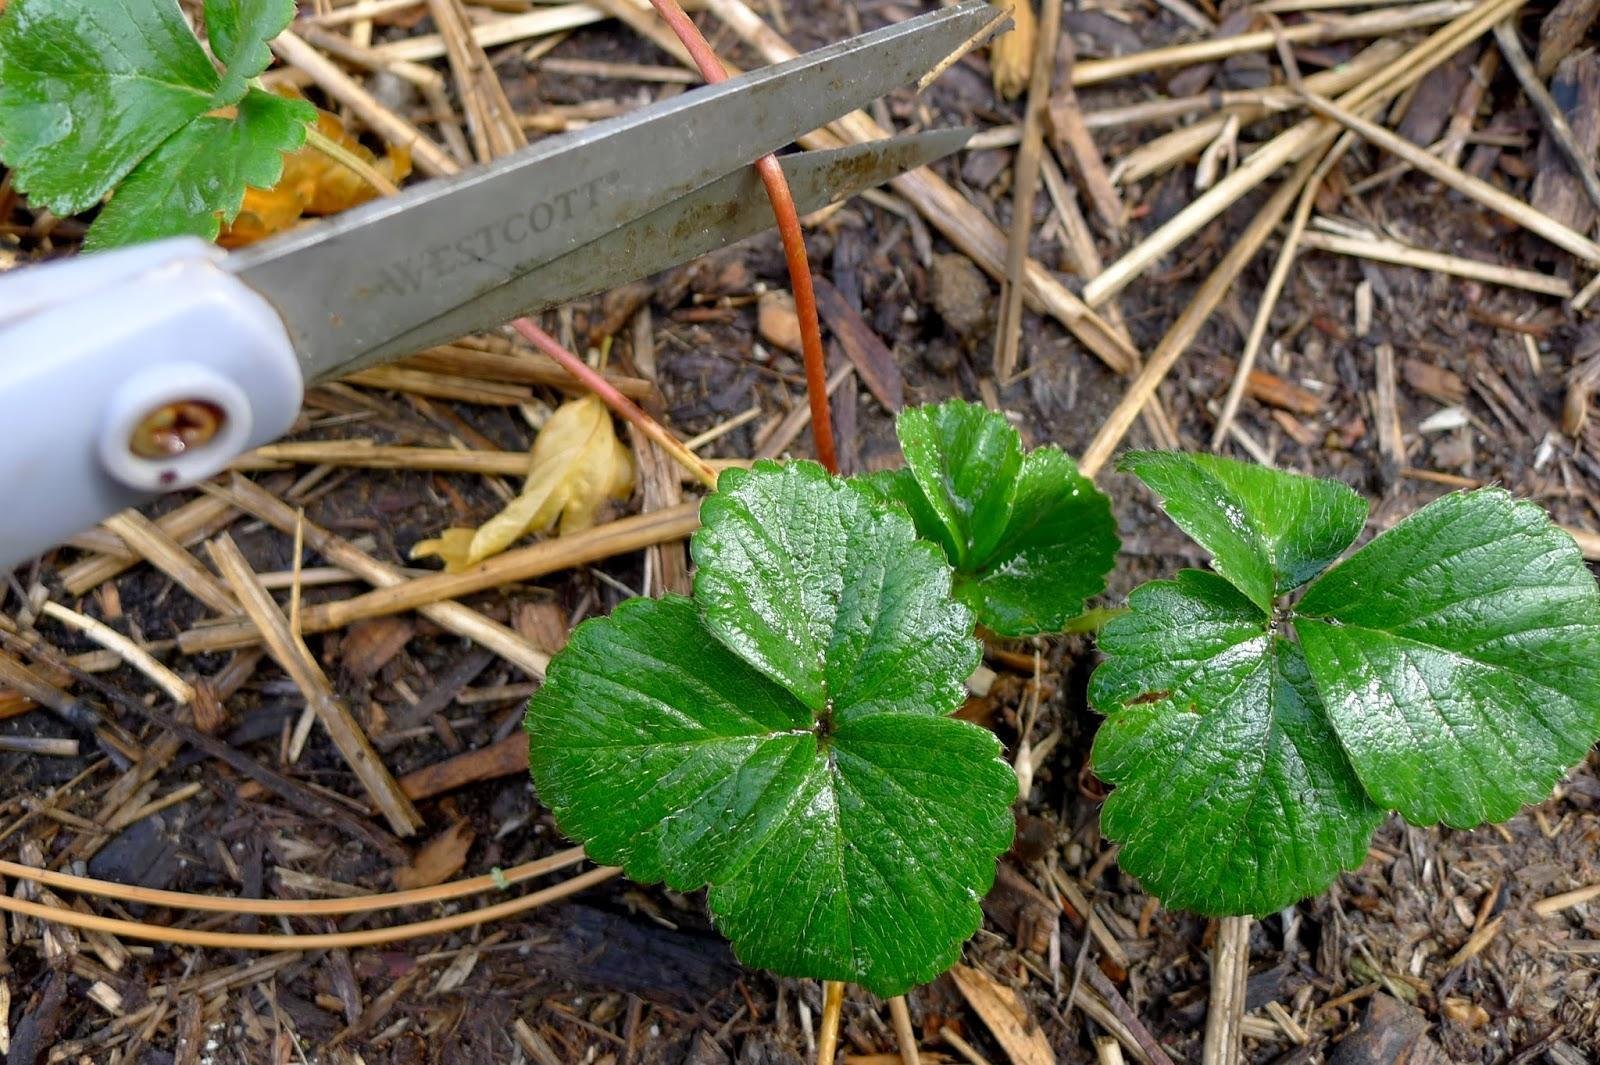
[
  {"x1": 340, "y1": 617, "x2": 415, "y2": 679},
  {"x1": 990, "y1": 0, "x2": 1037, "y2": 100},
  {"x1": 412, "y1": 394, "x2": 635, "y2": 571},
  {"x1": 394, "y1": 819, "x2": 474, "y2": 890}
]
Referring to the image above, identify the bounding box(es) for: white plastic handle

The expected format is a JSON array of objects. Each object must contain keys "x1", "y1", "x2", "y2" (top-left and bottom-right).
[{"x1": 0, "y1": 238, "x2": 305, "y2": 569}]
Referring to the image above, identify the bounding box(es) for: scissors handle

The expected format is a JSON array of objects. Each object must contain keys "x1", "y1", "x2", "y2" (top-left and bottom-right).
[{"x1": 0, "y1": 238, "x2": 303, "y2": 569}]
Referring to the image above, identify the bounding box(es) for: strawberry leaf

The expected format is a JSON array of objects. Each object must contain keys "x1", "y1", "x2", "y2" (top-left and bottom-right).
[
  {"x1": 85, "y1": 89, "x2": 312, "y2": 250},
  {"x1": 1096, "y1": 453, "x2": 1600, "y2": 915},
  {"x1": 859, "y1": 400, "x2": 1119, "y2": 636},
  {"x1": 694, "y1": 460, "x2": 982, "y2": 716},
  {"x1": 1296, "y1": 489, "x2": 1600, "y2": 827},
  {"x1": 205, "y1": 0, "x2": 298, "y2": 106},
  {"x1": 1122, "y1": 451, "x2": 1367, "y2": 612},
  {"x1": 1090, "y1": 571, "x2": 1383, "y2": 916},
  {"x1": 528, "y1": 462, "x2": 1016, "y2": 996},
  {"x1": 0, "y1": 0, "x2": 311, "y2": 247}
]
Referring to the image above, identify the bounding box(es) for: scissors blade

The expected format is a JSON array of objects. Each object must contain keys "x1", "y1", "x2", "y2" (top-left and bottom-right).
[
  {"x1": 350, "y1": 129, "x2": 970, "y2": 373},
  {"x1": 228, "y1": 0, "x2": 999, "y2": 381}
]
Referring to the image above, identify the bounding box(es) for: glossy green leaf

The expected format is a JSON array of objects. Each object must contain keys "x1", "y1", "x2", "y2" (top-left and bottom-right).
[
  {"x1": 693, "y1": 460, "x2": 979, "y2": 718},
  {"x1": 85, "y1": 89, "x2": 313, "y2": 250},
  {"x1": 205, "y1": 0, "x2": 298, "y2": 106},
  {"x1": 1090, "y1": 571, "x2": 1383, "y2": 916},
  {"x1": 859, "y1": 400, "x2": 1119, "y2": 636},
  {"x1": 0, "y1": 0, "x2": 218, "y2": 214},
  {"x1": 1296, "y1": 489, "x2": 1600, "y2": 827},
  {"x1": 1123, "y1": 451, "x2": 1367, "y2": 612},
  {"x1": 530, "y1": 463, "x2": 1016, "y2": 996},
  {"x1": 0, "y1": 0, "x2": 311, "y2": 247}
]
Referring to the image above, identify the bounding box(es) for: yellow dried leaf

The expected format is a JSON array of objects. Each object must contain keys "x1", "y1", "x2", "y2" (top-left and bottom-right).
[
  {"x1": 990, "y1": 0, "x2": 1037, "y2": 101},
  {"x1": 219, "y1": 105, "x2": 414, "y2": 248},
  {"x1": 411, "y1": 394, "x2": 635, "y2": 571}
]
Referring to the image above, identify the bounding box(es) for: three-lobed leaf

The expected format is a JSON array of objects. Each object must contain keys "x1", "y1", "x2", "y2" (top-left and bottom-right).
[
  {"x1": 1296, "y1": 488, "x2": 1600, "y2": 827},
  {"x1": 529, "y1": 461, "x2": 1016, "y2": 996},
  {"x1": 1121, "y1": 451, "x2": 1367, "y2": 613},
  {"x1": 1094, "y1": 452, "x2": 1600, "y2": 915},
  {"x1": 859, "y1": 400, "x2": 1119, "y2": 636},
  {"x1": 1090, "y1": 571, "x2": 1382, "y2": 915},
  {"x1": 0, "y1": 0, "x2": 313, "y2": 248}
]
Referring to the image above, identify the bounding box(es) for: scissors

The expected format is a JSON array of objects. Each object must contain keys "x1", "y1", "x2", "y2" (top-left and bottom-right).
[{"x1": 0, "y1": 1, "x2": 999, "y2": 569}]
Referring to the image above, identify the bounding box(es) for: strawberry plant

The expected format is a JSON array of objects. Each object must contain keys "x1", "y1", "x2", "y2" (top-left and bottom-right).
[
  {"x1": 0, "y1": 0, "x2": 314, "y2": 249},
  {"x1": 526, "y1": 400, "x2": 1120, "y2": 994},
  {"x1": 1092, "y1": 451, "x2": 1600, "y2": 916},
  {"x1": 858, "y1": 399, "x2": 1118, "y2": 636}
]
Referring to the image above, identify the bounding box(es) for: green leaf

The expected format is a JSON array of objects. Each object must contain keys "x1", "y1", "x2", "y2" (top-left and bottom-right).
[
  {"x1": 1296, "y1": 488, "x2": 1600, "y2": 827},
  {"x1": 205, "y1": 0, "x2": 298, "y2": 105},
  {"x1": 530, "y1": 465, "x2": 1016, "y2": 996},
  {"x1": 1090, "y1": 571, "x2": 1383, "y2": 916},
  {"x1": 0, "y1": 0, "x2": 310, "y2": 247},
  {"x1": 860, "y1": 400, "x2": 1120, "y2": 636},
  {"x1": 0, "y1": 0, "x2": 218, "y2": 214},
  {"x1": 1123, "y1": 451, "x2": 1367, "y2": 612},
  {"x1": 85, "y1": 89, "x2": 313, "y2": 250},
  {"x1": 693, "y1": 460, "x2": 980, "y2": 718}
]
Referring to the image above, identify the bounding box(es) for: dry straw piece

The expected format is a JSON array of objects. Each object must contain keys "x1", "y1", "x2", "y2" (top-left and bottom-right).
[{"x1": 990, "y1": 0, "x2": 1037, "y2": 99}]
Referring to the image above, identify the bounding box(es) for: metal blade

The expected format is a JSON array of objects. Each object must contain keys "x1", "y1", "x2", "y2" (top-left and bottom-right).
[
  {"x1": 350, "y1": 129, "x2": 970, "y2": 373},
  {"x1": 228, "y1": 0, "x2": 999, "y2": 381}
]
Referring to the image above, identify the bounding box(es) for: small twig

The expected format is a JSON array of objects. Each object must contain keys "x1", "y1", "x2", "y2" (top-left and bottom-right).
[
  {"x1": 1298, "y1": 86, "x2": 1600, "y2": 264},
  {"x1": 1301, "y1": 227, "x2": 1573, "y2": 295},
  {"x1": 1533, "y1": 881, "x2": 1600, "y2": 915},
  {"x1": 817, "y1": 980, "x2": 845, "y2": 1065},
  {"x1": 207, "y1": 534, "x2": 422, "y2": 836},
  {"x1": 38, "y1": 603, "x2": 194, "y2": 706},
  {"x1": 647, "y1": 0, "x2": 837, "y2": 473},
  {"x1": 209, "y1": 476, "x2": 550, "y2": 678},
  {"x1": 995, "y1": 0, "x2": 1063, "y2": 381},
  {"x1": 1493, "y1": 18, "x2": 1600, "y2": 214},
  {"x1": 1070, "y1": 0, "x2": 1472, "y2": 85},
  {"x1": 1081, "y1": 150, "x2": 1321, "y2": 476},
  {"x1": 917, "y1": 7, "x2": 1012, "y2": 91},
  {"x1": 303, "y1": 125, "x2": 401, "y2": 197},
  {"x1": 271, "y1": 29, "x2": 460, "y2": 177},
  {"x1": 1202, "y1": 917, "x2": 1250, "y2": 1065},
  {"x1": 1212, "y1": 133, "x2": 1352, "y2": 448},
  {"x1": 888, "y1": 996, "x2": 920, "y2": 1065},
  {"x1": 510, "y1": 318, "x2": 718, "y2": 486},
  {"x1": 177, "y1": 500, "x2": 701, "y2": 655}
]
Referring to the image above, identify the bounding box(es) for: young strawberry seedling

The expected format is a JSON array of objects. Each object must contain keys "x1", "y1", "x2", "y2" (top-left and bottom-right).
[{"x1": 1092, "y1": 451, "x2": 1600, "y2": 915}]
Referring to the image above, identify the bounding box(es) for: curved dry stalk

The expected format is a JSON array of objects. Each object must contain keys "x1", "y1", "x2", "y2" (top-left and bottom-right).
[
  {"x1": 0, "y1": 845, "x2": 586, "y2": 916},
  {"x1": 303, "y1": 123, "x2": 402, "y2": 197},
  {"x1": 0, "y1": 866, "x2": 619, "y2": 951},
  {"x1": 647, "y1": 0, "x2": 839, "y2": 474}
]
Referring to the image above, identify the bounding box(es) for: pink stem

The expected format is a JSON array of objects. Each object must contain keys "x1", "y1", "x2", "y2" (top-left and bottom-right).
[{"x1": 647, "y1": 0, "x2": 839, "y2": 475}]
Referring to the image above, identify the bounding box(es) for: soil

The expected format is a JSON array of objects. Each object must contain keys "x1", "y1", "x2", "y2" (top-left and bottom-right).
[{"x1": 1, "y1": 0, "x2": 1598, "y2": 1062}]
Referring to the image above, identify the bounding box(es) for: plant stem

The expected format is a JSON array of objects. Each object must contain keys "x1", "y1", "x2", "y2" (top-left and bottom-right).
[
  {"x1": 1059, "y1": 605, "x2": 1129, "y2": 635},
  {"x1": 817, "y1": 980, "x2": 845, "y2": 1064},
  {"x1": 510, "y1": 318, "x2": 719, "y2": 489},
  {"x1": 646, "y1": 0, "x2": 839, "y2": 474},
  {"x1": 303, "y1": 124, "x2": 402, "y2": 197}
]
